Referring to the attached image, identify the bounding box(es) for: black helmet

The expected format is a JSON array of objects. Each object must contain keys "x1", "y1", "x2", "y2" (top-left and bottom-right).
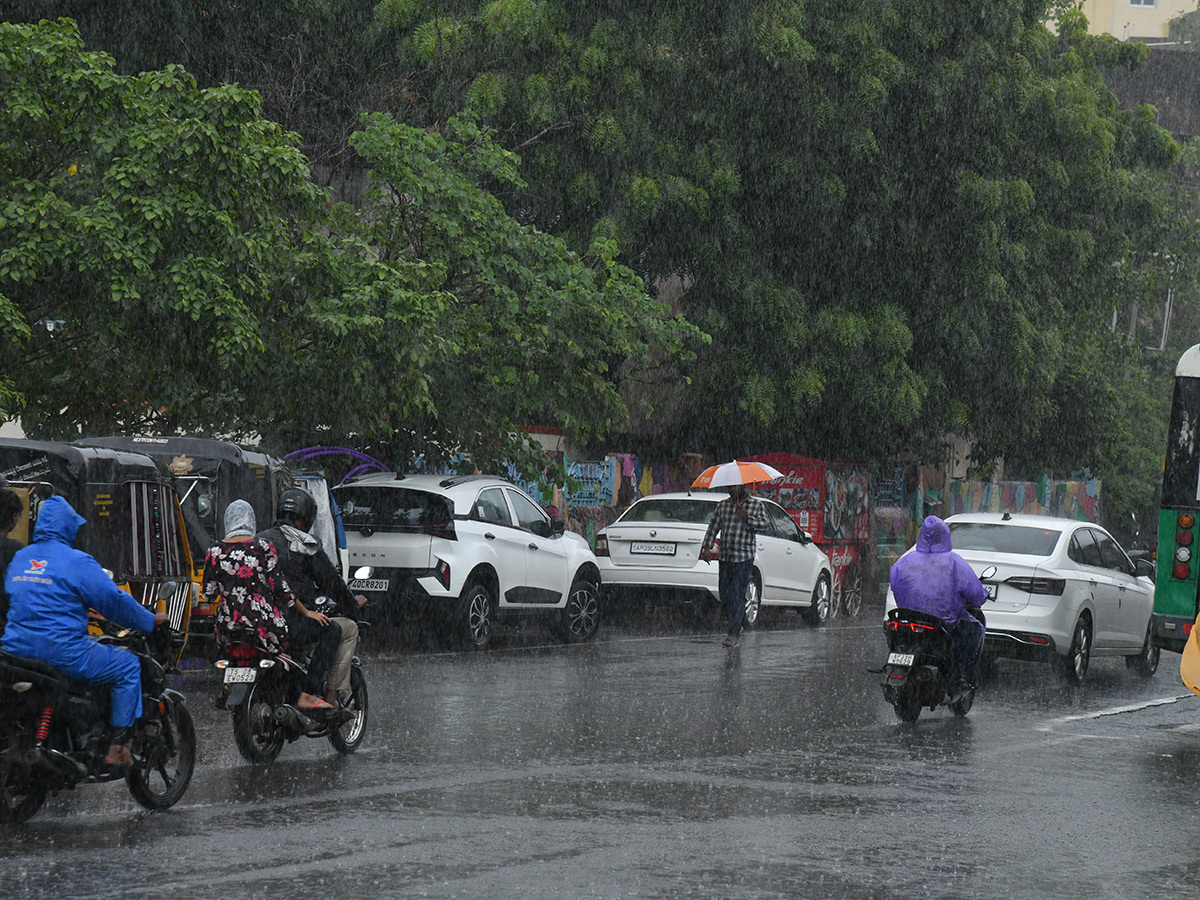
[{"x1": 276, "y1": 488, "x2": 317, "y2": 531}]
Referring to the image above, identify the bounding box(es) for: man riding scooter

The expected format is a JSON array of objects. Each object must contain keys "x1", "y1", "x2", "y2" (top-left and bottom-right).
[
  {"x1": 889, "y1": 515, "x2": 989, "y2": 701},
  {"x1": 258, "y1": 488, "x2": 366, "y2": 709}
]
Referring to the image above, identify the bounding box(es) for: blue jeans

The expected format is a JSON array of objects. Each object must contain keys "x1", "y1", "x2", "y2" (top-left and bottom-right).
[
  {"x1": 951, "y1": 615, "x2": 985, "y2": 683},
  {"x1": 720, "y1": 559, "x2": 754, "y2": 637}
]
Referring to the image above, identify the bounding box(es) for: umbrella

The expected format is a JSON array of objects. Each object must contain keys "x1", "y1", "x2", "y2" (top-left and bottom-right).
[{"x1": 691, "y1": 459, "x2": 784, "y2": 489}]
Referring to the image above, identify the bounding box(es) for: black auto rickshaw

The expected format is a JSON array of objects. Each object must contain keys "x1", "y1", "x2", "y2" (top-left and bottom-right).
[
  {"x1": 76, "y1": 436, "x2": 292, "y2": 642},
  {"x1": 0, "y1": 439, "x2": 194, "y2": 643}
]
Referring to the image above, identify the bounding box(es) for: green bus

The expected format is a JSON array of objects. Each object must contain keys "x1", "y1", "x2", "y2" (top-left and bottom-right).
[{"x1": 1152, "y1": 344, "x2": 1200, "y2": 653}]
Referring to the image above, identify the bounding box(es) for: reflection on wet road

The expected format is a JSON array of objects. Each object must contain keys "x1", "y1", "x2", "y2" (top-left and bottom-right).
[{"x1": 4, "y1": 610, "x2": 1199, "y2": 900}]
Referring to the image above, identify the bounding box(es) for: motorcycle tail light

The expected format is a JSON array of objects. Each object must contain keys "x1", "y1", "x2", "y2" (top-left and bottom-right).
[
  {"x1": 594, "y1": 534, "x2": 609, "y2": 557},
  {"x1": 227, "y1": 644, "x2": 259, "y2": 660}
]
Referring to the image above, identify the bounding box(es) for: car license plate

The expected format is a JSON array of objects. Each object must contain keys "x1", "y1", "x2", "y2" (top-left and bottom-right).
[
  {"x1": 887, "y1": 652, "x2": 914, "y2": 666},
  {"x1": 348, "y1": 578, "x2": 389, "y2": 592},
  {"x1": 223, "y1": 667, "x2": 257, "y2": 684},
  {"x1": 631, "y1": 542, "x2": 676, "y2": 555},
  {"x1": 984, "y1": 583, "x2": 997, "y2": 600}
]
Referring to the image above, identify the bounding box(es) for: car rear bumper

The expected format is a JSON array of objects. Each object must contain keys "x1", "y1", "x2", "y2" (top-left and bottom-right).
[
  {"x1": 983, "y1": 629, "x2": 1059, "y2": 661},
  {"x1": 597, "y1": 561, "x2": 721, "y2": 602}
]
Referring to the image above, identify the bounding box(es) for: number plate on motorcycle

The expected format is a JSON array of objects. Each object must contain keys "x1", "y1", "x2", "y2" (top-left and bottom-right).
[
  {"x1": 223, "y1": 667, "x2": 258, "y2": 684},
  {"x1": 887, "y1": 652, "x2": 914, "y2": 666},
  {"x1": 348, "y1": 578, "x2": 389, "y2": 592}
]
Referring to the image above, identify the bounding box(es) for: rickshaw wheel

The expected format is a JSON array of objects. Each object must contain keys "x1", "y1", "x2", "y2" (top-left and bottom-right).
[
  {"x1": 233, "y1": 681, "x2": 285, "y2": 764},
  {"x1": 328, "y1": 666, "x2": 369, "y2": 754},
  {"x1": 127, "y1": 698, "x2": 196, "y2": 810}
]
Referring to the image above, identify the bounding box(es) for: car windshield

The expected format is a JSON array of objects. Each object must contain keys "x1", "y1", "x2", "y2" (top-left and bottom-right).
[
  {"x1": 947, "y1": 522, "x2": 1062, "y2": 556},
  {"x1": 333, "y1": 486, "x2": 452, "y2": 532},
  {"x1": 619, "y1": 499, "x2": 716, "y2": 525}
]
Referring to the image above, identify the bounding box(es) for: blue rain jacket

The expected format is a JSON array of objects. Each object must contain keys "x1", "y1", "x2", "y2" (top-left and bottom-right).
[
  {"x1": 889, "y1": 516, "x2": 988, "y2": 626},
  {"x1": 2, "y1": 495, "x2": 156, "y2": 666}
]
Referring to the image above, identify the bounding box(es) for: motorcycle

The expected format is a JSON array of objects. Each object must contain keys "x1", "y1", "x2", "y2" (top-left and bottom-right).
[
  {"x1": 216, "y1": 601, "x2": 369, "y2": 764},
  {"x1": 880, "y1": 567, "x2": 994, "y2": 723},
  {"x1": 0, "y1": 622, "x2": 196, "y2": 823}
]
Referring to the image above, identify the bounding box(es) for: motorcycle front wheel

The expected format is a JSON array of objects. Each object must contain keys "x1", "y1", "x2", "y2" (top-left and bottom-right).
[
  {"x1": 328, "y1": 666, "x2": 369, "y2": 754},
  {"x1": 232, "y1": 679, "x2": 285, "y2": 764},
  {"x1": 127, "y1": 697, "x2": 196, "y2": 810}
]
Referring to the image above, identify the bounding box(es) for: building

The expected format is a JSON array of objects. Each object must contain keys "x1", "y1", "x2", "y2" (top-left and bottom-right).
[{"x1": 1079, "y1": 0, "x2": 1198, "y2": 42}]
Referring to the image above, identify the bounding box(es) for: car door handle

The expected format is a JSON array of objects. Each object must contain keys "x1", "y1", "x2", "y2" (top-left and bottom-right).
[
  {"x1": 528, "y1": 543, "x2": 539, "y2": 550},
  {"x1": 484, "y1": 533, "x2": 496, "y2": 540}
]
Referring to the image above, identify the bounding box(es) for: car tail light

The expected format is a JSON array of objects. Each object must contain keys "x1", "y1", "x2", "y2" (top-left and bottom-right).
[
  {"x1": 1179, "y1": 530, "x2": 1194, "y2": 547},
  {"x1": 435, "y1": 559, "x2": 451, "y2": 589},
  {"x1": 1174, "y1": 514, "x2": 1197, "y2": 580},
  {"x1": 1005, "y1": 577, "x2": 1065, "y2": 596},
  {"x1": 427, "y1": 519, "x2": 457, "y2": 540},
  {"x1": 594, "y1": 534, "x2": 609, "y2": 557},
  {"x1": 1175, "y1": 562, "x2": 1191, "y2": 580}
]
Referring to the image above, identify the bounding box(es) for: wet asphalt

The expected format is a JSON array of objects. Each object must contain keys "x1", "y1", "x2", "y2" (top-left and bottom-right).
[{"x1": 3, "y1": 603, "x2": 1199, "y2": 900}]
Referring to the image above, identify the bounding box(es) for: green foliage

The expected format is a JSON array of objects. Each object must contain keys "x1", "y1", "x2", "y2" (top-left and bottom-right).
[{"x1": 348, "y1": 112, "x2": 706, "y2": 470}]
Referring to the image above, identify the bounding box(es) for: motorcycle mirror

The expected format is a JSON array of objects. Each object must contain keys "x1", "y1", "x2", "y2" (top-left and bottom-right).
[{"x1": 979, "y1": 565, "x2": 998, "y2": 580}]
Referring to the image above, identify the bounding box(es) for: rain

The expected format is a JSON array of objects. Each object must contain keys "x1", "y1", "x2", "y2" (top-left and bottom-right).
[{"x1": 3, "y1": 1, "x2": 1200, "y2": 898}]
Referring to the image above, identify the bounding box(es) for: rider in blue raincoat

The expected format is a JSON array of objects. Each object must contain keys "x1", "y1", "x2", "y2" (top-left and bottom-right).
[
  {"x1": 1, "y1": 495, "x2": 167, "y2": 766},
  {"x1": 889, "y1": 515, "x2": 989, "y2": 696}
]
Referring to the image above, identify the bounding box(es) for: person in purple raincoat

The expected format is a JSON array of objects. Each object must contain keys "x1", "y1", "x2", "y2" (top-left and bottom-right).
[
  {"x1": 889, "y1": 515, "x2": 989, "y2": 695},
  {"x1": 2, "y1": 495, "x2": 168, "y2": 766}
]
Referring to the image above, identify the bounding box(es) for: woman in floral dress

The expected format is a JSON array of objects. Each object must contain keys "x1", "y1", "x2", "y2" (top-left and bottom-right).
[{"x1": 203, "y1": 499, "x2": 333, "y2": 711}]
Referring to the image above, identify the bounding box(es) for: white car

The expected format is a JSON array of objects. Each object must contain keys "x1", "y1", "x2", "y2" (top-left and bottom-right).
[
  {"x1": 332, "y1": 473, "x2": 601, "y2": 650},
  {"x1": 595, "y1": 491, "x2": 834, "y2": 626},
  {"x1": 884, "y1": 513, "x2": 1158, "y2": 684}
]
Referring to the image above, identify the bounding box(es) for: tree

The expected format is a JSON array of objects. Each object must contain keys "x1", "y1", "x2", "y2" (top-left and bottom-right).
[{"x1": 0, "y1": 19, "x2": 699, "y2": 481}]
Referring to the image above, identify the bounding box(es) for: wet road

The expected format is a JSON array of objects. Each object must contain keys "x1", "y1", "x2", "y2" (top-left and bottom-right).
[{"x1": 4, "y1": 608, "x2": 1200, "y2": 900}]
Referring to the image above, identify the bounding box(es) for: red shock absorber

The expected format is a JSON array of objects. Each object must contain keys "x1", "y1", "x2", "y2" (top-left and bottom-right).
[{"x1": 34, "y1": 705, "x2": 54, "y2": 744}]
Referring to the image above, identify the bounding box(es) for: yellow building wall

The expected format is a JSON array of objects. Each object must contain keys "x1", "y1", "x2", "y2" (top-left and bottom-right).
[{"x1": 1079, "y1": 0, "x2": 1198, "y2": 40}]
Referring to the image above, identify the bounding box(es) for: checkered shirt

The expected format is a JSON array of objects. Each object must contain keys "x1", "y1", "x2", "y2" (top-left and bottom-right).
[{"x1": 702, "y1": 496, "x2": 770, "y2": 563}]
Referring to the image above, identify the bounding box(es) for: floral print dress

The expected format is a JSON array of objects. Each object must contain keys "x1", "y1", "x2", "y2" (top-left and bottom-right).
[{"x1": 203, "y1": 537, "x2": 296, "y2": 654}]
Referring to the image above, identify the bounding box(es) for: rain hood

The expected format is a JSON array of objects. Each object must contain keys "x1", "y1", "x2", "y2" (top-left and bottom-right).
[{"x1": 32, "y1": 495, "x2": 86, "y2": 547}]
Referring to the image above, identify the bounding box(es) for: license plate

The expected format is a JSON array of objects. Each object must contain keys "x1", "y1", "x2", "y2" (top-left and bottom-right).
[
  {"x1": 887, "y1": 652, "x2": 914, "y2": 666},
  {"x1": 223, "y1": 667, "x2": 257, "y2": 684},
  {"x1": 984, "y1": 583, "x2": 997, "y2": 600},
  {"x1": 631, "y1": 542, "x2": 676, "y2": 555},
  {"x1": 348, "y1": 578, "x2": 389, "y2": 592}
]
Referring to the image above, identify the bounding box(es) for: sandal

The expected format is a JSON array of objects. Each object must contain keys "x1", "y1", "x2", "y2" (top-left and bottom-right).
[{"x1": 297, "y1": 696, "x2": 335, "y2": 712}]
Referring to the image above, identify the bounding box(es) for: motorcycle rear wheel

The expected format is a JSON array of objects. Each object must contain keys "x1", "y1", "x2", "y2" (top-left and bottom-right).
[
  {"x1": 892, "y1": 690, "x2": 922, "y2": 723},
  {"x1": 127, "y1": 698, "x2": 196, "y2": 810},
  {"x1": 328, "y1": 666, "x2": 369, "y2": 754},
  {"x1": 233, "y1": 680, "x2": 285, "y2": 764},
  {"x1": 0, "y1": 749, "x2": 46, "y2": 823}
]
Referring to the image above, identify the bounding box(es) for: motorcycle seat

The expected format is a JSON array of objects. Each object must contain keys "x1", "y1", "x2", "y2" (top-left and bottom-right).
[{"x1": 0, "y1": 649, "x2": 76, "y2": 691}]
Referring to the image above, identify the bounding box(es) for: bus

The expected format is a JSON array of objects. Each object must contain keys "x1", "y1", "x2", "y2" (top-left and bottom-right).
[{"x1": 1151, "y1": 344, "x2": 1200, "y2": 653}]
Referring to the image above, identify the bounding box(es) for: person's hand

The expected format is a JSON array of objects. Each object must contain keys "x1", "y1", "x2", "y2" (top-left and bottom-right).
[
  {"x1": 699, "y1": 547, "x2": 714, "y2": 562},
  {"x1": 307, "y1": 609, "x2": 330, "y2": 626},
  {"x1": 355, "y1": 594, "x2": 368, "y2": 608},
  {"x1": 153, "y1": 612, "x2": 170, "y2": 627}
]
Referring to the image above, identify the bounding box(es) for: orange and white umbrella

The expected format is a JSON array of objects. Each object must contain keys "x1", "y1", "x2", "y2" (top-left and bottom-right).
[{"x1": 691, "y1": 459, "x2": 784, "y2": 489}]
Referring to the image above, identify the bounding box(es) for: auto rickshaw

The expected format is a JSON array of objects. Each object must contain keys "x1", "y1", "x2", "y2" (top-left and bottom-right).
[
  {"x1": 76, "y1": 436, "x2": 292, "y2": 643},
  {"x1": 0, "y1": 439, "x2": 194, "y2": 649}
]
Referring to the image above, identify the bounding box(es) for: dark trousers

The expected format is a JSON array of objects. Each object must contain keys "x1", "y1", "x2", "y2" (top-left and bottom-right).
[
  {"x1": 286, "y1": 613, "x2": 342, "y2": 695},
  {"x1": 720, "y1": 558, "x2": 754, "y2": 637},
  {"x1": 951, "y1": 616, "x2": 985, "y2": 683}
]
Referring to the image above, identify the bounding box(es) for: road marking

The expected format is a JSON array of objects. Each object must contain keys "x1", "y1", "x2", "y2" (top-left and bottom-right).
[{"x1": 1035, "y1": 694, "x2": 1194, "y2": 731}]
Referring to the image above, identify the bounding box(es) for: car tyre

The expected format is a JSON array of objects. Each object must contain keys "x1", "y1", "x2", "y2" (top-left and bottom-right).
[
  {"x1": 553, "y1": 575, "x2": 601, "y2": 643},
  {"x1": 840, "y1": 563, "x2": 863, "y2": 618},
  {"x1": 461, "y1": 579, "x2": 496, "y2": 651},
  {"x1": 1125, "y1": 621, "x2": 1160, "y2": 678},
  {"x1": 800, "y1": 573, "x2": 831, "y2": 627},
  {"x1": 743, "y1": 572, "x2": 762, "y2": 628},
  {"x1": 1061, "y1": 615, "x2": 1092, "y2": 685}
]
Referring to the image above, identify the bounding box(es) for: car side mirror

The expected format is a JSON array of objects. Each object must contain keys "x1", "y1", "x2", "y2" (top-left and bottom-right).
[
  {"x1": 798, "y1": 531, "x2": 812, "y2": 545},
  {"x1": 1135, "y1": 558, "x2": 1155, "y2": 579},
  {"x1": 549, "y1": 516, "x2": 566, "y2": 537}
]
